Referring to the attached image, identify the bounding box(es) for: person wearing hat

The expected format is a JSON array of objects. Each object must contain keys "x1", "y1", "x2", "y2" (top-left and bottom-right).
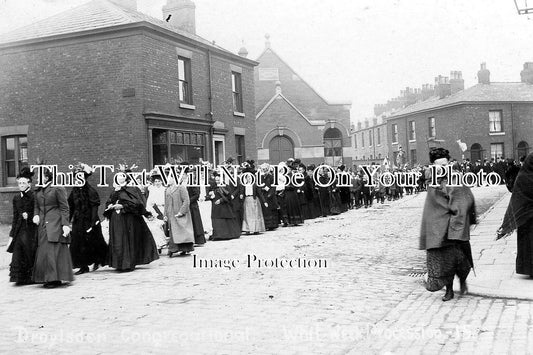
[
  {"x1": 104, "y1": 164, "x2": 159, "y2": 270},
  {"x1": 206, "y1": 171, "x2": 240, "y2": 240},
  {"x1": 419, "y1": 148, "x2": 476, "y2": 301},
  {"x1": 241, "y1": 160, "x2": 267, "y2": 234},
  {"x1": 259, "y1": 163, "x2": 279, "y2": 230},
  {"x1": 145, "y1": 169, "x2": 168, "y2": 253},
  {"x1": 33, "y1": 166, "x2": 74, "y2": 287},
  {"x1": 164, "y1": 164, "x2": 195, "y2": 256},
  {"x1": 68, "y1": 163, "x2": 108, "y2": 275},
  {"x1": 8, "y1": 167, "x2": 37, "y2": 285}
]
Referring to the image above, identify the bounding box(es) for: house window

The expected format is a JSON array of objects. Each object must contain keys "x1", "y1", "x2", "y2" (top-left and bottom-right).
[
  {"x1": 490, "y1": 143, "x2": 504, "y2": 161},
  {"x1": 392, "y1": 124, "x2": 398, "y2": 143},
  {"x1": 410, "y1": 149, "x2": 417, "y2": 165},
  {"x1": 409, "y1": 121, "x2": 416, "y2": 141},
  {"x1": 152, "y1": 129, "x2": 205, "y2": 165},
  {"x1": 353, "y1": 134, "x2": 357, "y2": 148},
  {"x1": 232, "y1": 72, "x2": 243, "y2": 113},
  {"x1": 2, "y1": 135, "x2": 28, "y2": 185},
  {"x1": 377, "y1": 128, "x2": 381, "y2": 145},
  {"x1": 428, "y1": 117, "x2": 436, "y2": 138},
  {"x1": 489, "y1": 111, "x2": 503, "y2": 132},
  {"x1": 368, "y1": 131, "x2": 373, "y2": 146},
  {"x1": 361, "y1": 132, "x2": 365, "y2": 148},
  {"x1": 235, "y1": 135, "x2": 245, "y2": 164},
  {"x1": 178, "y1": 56, "x2": 192, "y2": 104}
]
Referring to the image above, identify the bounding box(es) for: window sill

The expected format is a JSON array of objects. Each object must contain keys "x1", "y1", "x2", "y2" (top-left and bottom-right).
[
  {"x1": 179, "y1": 103, "x2": 196, "y2": 110},
  {"x1": 409, "y1": 140, "x2": 416, "y2": 143},
  {"x1": 0, "y1": 186, "x2": 18, "y2": 193},
  {"x1": 233, "y1": 111, "x2": 245, "y2": 118},
  {"x1": 392, "y1": 142, "x2": 398, "y2": 145},
  {"x1": 489, "y1": 132, "x2": 505, "y2": 136}
]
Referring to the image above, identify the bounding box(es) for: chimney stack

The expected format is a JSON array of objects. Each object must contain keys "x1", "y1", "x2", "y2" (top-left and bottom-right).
[
  {"x1": 372, "y1": 117, "x2": 378, "y2": 126},
  {"x1": 450, "y1": 71, "x2": 464, "y2": 94},
  {"x1": 109, "y1": 0, "x2": 137, "y2": 10},
  {"x1": 435, "y1": 75, "x2": 451, "y2": 99},
  {"x1": 373, "y1": 104, "x2": 386, "y2": 117},
  {"x1": 364, "y1": 119, "x2": 369, "y2": 128},
  {"x1": 162, "y1": 0, "x2": 196, "y2": 34},
  {"x1": 478, "y1": 62, "x2": 490, "y2": 84},
  {"x1": 238, "y1": 43, "x2": 248, "y2": 58},
  {"x1": 520, "y1": 62, "x2": 533, "y2": 84},
  {"x1": 357, "y1": 121, "x2": 362, "y2": 130}
]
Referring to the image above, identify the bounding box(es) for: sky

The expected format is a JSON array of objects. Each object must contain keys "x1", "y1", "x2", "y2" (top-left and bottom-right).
[{"x1": 1, "y1": 0, "x2": 533, "y2": 124}]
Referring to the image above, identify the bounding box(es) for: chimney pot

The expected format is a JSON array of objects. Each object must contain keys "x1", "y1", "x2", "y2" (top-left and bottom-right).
[{"x1": 520, "y1": 61, "x2": 533, "y2": 84}]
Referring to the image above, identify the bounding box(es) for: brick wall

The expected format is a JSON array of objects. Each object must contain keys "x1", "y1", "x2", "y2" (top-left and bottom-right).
[
  {"x1": 0, "y1": 29, "x2": 258, "y2": 223},
  {"x1": 386, "y1": 103, "x2": 533, "y2": 165}
]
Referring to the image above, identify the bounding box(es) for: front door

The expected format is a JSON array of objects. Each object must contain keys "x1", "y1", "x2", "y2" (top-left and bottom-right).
[{"x1": 269, "y1": 136, "x2": 294, "y2": 164}]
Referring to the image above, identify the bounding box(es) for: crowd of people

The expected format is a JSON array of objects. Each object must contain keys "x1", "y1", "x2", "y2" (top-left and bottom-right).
[{"x1": 6, "y1": 153, "x2": 529, "y2": 290}]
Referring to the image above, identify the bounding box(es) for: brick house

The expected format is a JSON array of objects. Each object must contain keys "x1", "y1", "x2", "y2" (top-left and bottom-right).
[
  {"x1": 385, "y1": 64, "x2": 533, "y2": 166},
  {"x1": 254, "y1": 37, "x2": 352, "y2": 167},
  {"x1": 351, "y1": 118, "x2": 389, "y2": 166},
  {"x1": 0, "y1": 0, "x2": 257, "y2": 222}
]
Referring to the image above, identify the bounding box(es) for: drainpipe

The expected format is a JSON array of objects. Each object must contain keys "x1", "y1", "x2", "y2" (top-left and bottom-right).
[
  {"x1": 510, "y1": 103, "x2": 516, "y2": 159},
  {"x1": 207, "y1": 49, "x2": 214, "y2": 162}
]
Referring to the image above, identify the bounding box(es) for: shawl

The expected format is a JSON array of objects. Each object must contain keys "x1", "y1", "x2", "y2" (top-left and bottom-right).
[{"x1": 498, "y1": 153, "x2": 533, "y2": 239}]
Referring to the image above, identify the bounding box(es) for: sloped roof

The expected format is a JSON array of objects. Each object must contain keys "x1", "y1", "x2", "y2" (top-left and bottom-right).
[
  {"x1": 256, "y1": 92, "x2": 325, "y2": 126},
  {"x1": 256, "y1": 47, "x2": 352, "y2": 106},
  {"x1": 389, "y1": 82, "x2": 533, "y2": 118},
  {"x1": 0, "y1": 0, "x2": 235, "y2": 56}
]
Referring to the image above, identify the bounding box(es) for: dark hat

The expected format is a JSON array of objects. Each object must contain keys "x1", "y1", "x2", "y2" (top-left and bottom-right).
[
  {"x1": 17, "y1": 167, "x2": 34, "y2": 181},
  {"x1": 429, "y1": 148, "x2": 450, "y2": 163},
  {"x1": 225, "y1": 157, "x2": 235, "y2": 165}
]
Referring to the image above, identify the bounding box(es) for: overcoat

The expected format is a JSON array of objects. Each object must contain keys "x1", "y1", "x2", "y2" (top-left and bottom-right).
[
  {"x1": 34, "y1": 186, "x2": 70, "y2": 243},
  {"x1": 165, "y1": 184, "x2": 194, "y2": 245}
]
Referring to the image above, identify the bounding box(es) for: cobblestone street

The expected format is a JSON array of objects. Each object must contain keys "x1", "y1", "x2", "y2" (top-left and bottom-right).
[{"x1": 1, "y1": 185, "x2": 531, "y2": 354}]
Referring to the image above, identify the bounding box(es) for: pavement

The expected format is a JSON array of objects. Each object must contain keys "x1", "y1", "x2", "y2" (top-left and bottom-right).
[
  {"x1": 467, "y1": 192, "x2": 533, "y2": 300},
  {"x1": 0, "y1": 185, "x2": 532, "y2": 354}
]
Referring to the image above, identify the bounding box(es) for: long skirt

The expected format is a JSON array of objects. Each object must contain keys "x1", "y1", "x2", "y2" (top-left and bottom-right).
[
  {"x1": 425, "y1": 242, "x2": 472, "y2": 291},
  {"x1": 168, "y1": 240, "x2": 194, "y2": 253},
  {"x1": 517, "y1": 223, "x2": 533, "y2": 276},
  {"x1": 70, "y1": 224, "x2": 108, "y2": 268},
  {"x1": 33, "y1": 225, "x2": 74, "y2": 283},
  {"x1": 107, "y1": 213, "x2": 159, "y2": 270},
  {"x1": 262, "y1": 204, "x2": 279, "y2": 230},
  {"x1": 242, "y1": 196, "x2": 266, "y2": 233},
  {"x1": 144, "y1": 217, "x2": 168, "y2": 249},
  {"x1": 9, "y1": 228, "x2": 37, "y2": 284},
  {"x1": 211, "y1": 218, "x2": 240, "y2": 240},
  {"x1": 284, "y1": 190, "x2": 303, "y2": 225}
]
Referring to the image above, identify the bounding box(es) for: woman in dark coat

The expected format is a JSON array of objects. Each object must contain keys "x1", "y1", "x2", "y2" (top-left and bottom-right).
[
  {"x1": 69, "y1": 163, "x2": 107, "y2": 275},
  {"x1": 33, "y1": 168, "x2": 74, "y2": 288},
  {"x1": 419, "y1": 148, "x2": 476, "y2": 301},
  {"x1": 284, "y1": 164, "x2": 303, "y2": 226},
  {"x1": 188, "y1": 184, "x2": 206, "y2": 246},
  {"x1": 8, "y1": 168, "x2": 37, "y2": 285},
  {"x1": 296, "y1": 163, "x2": 312, "y2": 220},
  {"x1": 259, "y1": 163, "x2": 279, "y2": 230},
  {"x1": 207, "y1": 172, "x2": 240, "y2": 240},
  {"x1": 497, "y1": 152, "x2": 533, "y2": 276},
  {"x1": 317, "y1": 167, "x2": 332, "y2": 217},
  {"x1": 104, "y1": 168, "x2": 159, "y2": 271}
]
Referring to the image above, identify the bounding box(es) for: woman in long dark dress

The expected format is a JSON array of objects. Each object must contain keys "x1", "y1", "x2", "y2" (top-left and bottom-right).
[
  {"x1": 284, "y1": 164, "x2": 303, "y2": 226},
  {"x1": 259, "y1": 163, "x2": 279, "y2": 230},
  {"x1": 33, "y1": 168, "x2": 74, "y2": 288},
  {"x1": 187, "y1": 168, "x2": 206, "y2": 246},
  {"x1": 498, "y1": 152, "x2": 533, "y2": 276},
  {"x1": 207, "y1": 172, "x2": 240, "y2": 240},
  {"x1": 69, "y1": 163, "x2": 107, "y2": 275},
  {"x1": 104, "y1": 169, "x2": 159, "y2": 271},
  {"x1": 8, "y1": 168, "x2": 37, "y2": 285}
]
